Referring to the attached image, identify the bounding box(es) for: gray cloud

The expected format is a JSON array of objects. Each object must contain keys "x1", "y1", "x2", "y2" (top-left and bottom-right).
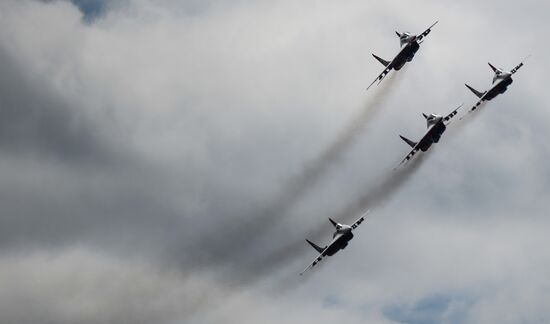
[
  {"x1": 0, "y1": 0, "x2": 549, "y2": 323},
  {"x1": 0, "y1": 47, "x2": 115, "y2": 164}
]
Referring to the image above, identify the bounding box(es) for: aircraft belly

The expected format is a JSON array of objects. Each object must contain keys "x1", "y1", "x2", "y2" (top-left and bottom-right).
[
  {"x1": 485, "y1": 87, "x2": 502, "y2": 100},
  {"x1": 327, "y1": 234, "x2": 353, "y2": 255},
  {"x1": 431, "y1": 124, "x2": 445, "y2": 143},
  {"x1": 325, "y1": 245, "x2": 339, "y2": 256},
  {"x1": 393, "y1": 48, "x2": 409, "y2": 71},
  {"x1": 486, "y1": 78, "x2": 512, "y2": 100},
  {"x1": 393, "y1": 58, "x2": 406, "y2": 71},
  {"x1": 419, "y1": 140, "x2": 432, "y2": 152}
]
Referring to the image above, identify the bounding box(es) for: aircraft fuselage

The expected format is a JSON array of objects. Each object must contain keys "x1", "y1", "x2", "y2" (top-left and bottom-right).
[
  {"x1": 418, "y1": 121, "x2": 446, "y2": 152},
  {"x1": 393, "y1": 41, "x2": 420, "y2": 71},
  {"x1": 484, "y1": 77, "x2": 513, "y2": 101},
  {"x1": 325, "y1": 231, "x2": 354, "y2": 256}
]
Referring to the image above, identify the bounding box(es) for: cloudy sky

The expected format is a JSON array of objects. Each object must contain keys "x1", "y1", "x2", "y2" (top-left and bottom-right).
[{"x1": 0, "y1": 0, "x2": 549, "y2": 323}]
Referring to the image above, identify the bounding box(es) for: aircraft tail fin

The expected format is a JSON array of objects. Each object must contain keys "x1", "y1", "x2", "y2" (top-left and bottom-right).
[
  {"x1": 328, "y1": 218, "x2": 338, "y2": 228},
  {"x1": 306, "y1": 239, "x2": 326, "y2": 253},
  {"x1": 422, "y1": 113, "x2": 429, "y2": 119},
  {"x1": 399, "y1": 135, "x2": 417, "y2": 148},
  {"x1": 488, "y1": 62, "x2": 497, "y2": 72},
  {"x1": 395, "y1": 31, "x2": 401, "y2": 37},
  {"x1": 465, "y1": 84, "x2": 486, "y2": 98},
  {"x1": 372, "y1": 53, "x2": 390, "y2": 67}
]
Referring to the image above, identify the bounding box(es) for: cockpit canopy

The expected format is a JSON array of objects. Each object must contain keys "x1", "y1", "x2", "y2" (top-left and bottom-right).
[
  {"x1": 398, "y1": 32, "x2": 413, "y2": 47},
  {"x1": 425, "y1": 114, "x2": 442, "y2": 127},
  {"x1": 427, "y1": 114, "x2": 440, "y2": 121},
  {"x1": 492, "y1": 70, "x2": 510, "y2": 84}
]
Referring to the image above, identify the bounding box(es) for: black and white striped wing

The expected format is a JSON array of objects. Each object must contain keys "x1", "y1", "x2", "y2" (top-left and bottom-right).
[
  {"x1": 351, "y1": 210, "x2": 370, "y2": 230},
  {"x1": 398, "y1": 147, "x2": 420, "y2": 166},
  {"x1": 300, "y1": 235, "x2": 341, "y2": 275},
  {"x1": 510, "y1": 61, "x2": 525, "y2": 75},
  {"x1": 416, "y1": 20, "x2": 438, "y2": 42},
  {"x1": 443, "y1": 103, "x2": 463, "y2": 124},
  {"x1": 366, "y1": 65, "x2": 393, "y2": 90},
  {"x1": 300, "y1": 252, "x2": 326, "y2": 276}
]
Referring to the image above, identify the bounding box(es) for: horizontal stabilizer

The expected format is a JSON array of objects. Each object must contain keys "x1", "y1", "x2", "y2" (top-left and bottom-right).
[
  {"x1": 372, "y1": 53, "x2": 390, "y2": 67},
  {"x1": 328, "y1": 218, "x2": 338, "y2": 228},
  {"x1": 465, "y1": 84, "x2": 486, "y2": 98},
  {"x1": 422, "y1": 113, "x2": 429, "y2": 119},
  {"x1": 488, "y1": 62, "x2": 497, "y2": 72},
  {"x1": 399, "y1": 135, "x2": 417, "y2": 148},
  {"x1": 306, "y1": 239, "x2": 325, "y2": 254}
]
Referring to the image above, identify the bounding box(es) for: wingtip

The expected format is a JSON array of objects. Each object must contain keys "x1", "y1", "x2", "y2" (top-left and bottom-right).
[{"x1": 366, "y1": 80, "x2": 376, "y2": 91}]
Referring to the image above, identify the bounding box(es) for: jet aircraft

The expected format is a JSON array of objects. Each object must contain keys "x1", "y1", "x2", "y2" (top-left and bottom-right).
[
  {"x1": 463, "y1": 58, "x2": 527, "y2": 115},
  {"x1": 367, "y1": 21, "x2": 438, "y2": 90},
  {"x1": 398, "y1": 104, "x2": 463, "y2": 165},
  {"x1": 300, "y1": 211, "x2": 369, "y2": 275}
]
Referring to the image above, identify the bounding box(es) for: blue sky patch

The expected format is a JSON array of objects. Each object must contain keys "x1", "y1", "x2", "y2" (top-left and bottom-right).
[
  {"x1": 71, "y1": 0, "x2": 106, "y2": 21},
  {"x1": 382, "y1": 293, "x2": 473, "y2": 324}
]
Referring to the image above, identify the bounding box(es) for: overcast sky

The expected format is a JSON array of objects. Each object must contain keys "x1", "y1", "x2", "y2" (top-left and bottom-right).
[{"x1": 0, "y1": 0, "x2": 549, "y2": 323}]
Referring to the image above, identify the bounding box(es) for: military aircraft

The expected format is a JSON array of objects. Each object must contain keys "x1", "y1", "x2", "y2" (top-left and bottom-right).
[
  {"x1": 463, "y1": 58, "x2": 528, "y2": 115},
  {"x1": 367, "y1": 21, "x2": 438, "y2": 90},
  {"x1": 300, "y1": 211, "x2": 369, "y2": 275},
  {"x1": 398, "y1": 103, "x2": 463, "y2": 165}
]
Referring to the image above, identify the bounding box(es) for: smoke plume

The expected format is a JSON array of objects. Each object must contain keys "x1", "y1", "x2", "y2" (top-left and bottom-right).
[{"x1": 184, "y1": 71, "x2": 407, "y2": 279}]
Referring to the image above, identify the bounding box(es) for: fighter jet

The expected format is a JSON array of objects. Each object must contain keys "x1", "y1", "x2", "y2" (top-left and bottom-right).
[
  {"x1": 300, "y1": 211, "x2": 369, "y2": 275},
  {"x1": 398, "y1": 103, "x2": 463, "y2": 165},
  {"x1": 367, "y1": 21, "x2": 438, "y2": 90},
  {"x1": 463, "y1": 58, "x2": 528, "y2": 115}
]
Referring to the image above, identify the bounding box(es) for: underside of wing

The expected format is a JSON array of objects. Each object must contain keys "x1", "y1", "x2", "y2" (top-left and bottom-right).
[
  {"x1": 351, "y1": 216, "x2": 365, "y2": 229},
  {"x1": 300, "y1": 252, "x2": 325, "y2": 275},
  {"x1": 511, "y1": 62, "x2": 523, "y2": 74},
  {"x1": 443, "y1": 103, "x2": 463, "y2": 123},
  {"x1": 511, "y1": 55, "x2": 529, "y2": 74},
  {"x1": 416, "y1": 20, "x2": 438, "y2": 42},
  {"x1": 300, "y1": 235, "x2": 342, "y2": 275},
  {"x1": 465, "y1": 88, "x2": 491, "y2": 115},
  {"x1": 398, "y1": 146, "x2": 419, "y2": 166},
  {"x1": 366, "y1": 65, "x2": 392, "y2": 90}
]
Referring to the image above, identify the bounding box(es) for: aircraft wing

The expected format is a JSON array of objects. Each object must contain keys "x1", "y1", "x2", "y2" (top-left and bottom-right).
[
  {"x1": 366, "y1": 62, "x2": 394, "y2": 90},
  {"x1": 398, "y1": 145, "x2": 420, "y2": 166},
  {"x1": 511, "y1": 55, "x2": 529, "y2": 74},
  {"x1": 443, "y1": 103, "x2": 463, "y2": 123},
  {"x1": 351, "y1": 210, "x2": 370, "y2": 229},
  {"x1": 464, "y1": 89, "x2": 490, "y2": 115},
  {"x1": 366, "y1": 44, "x2": 409, "y2": 90},
  {"x1": 300, "y1": 251, "x2": 326, "y2": 275},
  {"x1": 510, "y1": 61, "x2": 524, "y2": 74},
  {"x1": 300, "y1": 234, "x2": 342, "y2": 275},
  {"x1": 397, "y1": 130, "x2": 431, "y2": 166},
  {"x1": 416, "y1": 20, "x2": 438, "y2": 42}
]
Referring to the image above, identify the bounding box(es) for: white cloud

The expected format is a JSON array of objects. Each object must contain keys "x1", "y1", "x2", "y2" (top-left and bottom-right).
[{"x1": 0, "y1": 0, "x2": 549, "y2": 323}]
